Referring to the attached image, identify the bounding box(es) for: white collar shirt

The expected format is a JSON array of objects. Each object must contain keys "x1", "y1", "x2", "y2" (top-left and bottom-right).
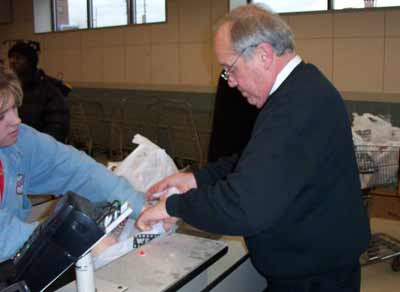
[{"x1": 269, "y1": 55, "x2": 302, "y2": 96}]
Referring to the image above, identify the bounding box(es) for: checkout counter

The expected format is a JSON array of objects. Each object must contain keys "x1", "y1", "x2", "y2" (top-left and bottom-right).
[
  {"x1": 57, "y1": 226, "x2": 266, "y2": 292},
  {"x1": 27, "y1": 196, "x2": 266, "y2": 292}
]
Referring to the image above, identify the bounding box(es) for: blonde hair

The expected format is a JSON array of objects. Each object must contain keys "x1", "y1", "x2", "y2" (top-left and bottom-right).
[{"x1": 0, "y1": 65, "x2": 23, "y2": 112}]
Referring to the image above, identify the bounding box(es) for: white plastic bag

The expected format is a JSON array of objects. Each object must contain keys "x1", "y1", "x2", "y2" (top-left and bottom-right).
[
  {"x1": 352, "y1": 129, "x2": 364, "y2": 146},
  {"x1": 352, "y1": 113, "x2": 392, "y2": 144},
  {"x1": 114, "y1": 134, "x2": 178, "y2": 192},
  {"x1": 93, "y1": 134, "x2": 180, "y2": 269},
  {"x1": 392, "y1": 127, "x2": 400, "y2": 142}
]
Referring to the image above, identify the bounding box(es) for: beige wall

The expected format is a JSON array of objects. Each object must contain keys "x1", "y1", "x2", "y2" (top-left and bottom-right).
[
  {"x1": 1, "y1": 0, "x2": 400, "y2": 101},
  {"x1": 286, "y1": 8, "x2": 400, "y2": 102},
  {"x1": 0, "y1": 0, "x2": 227, "y2": 92}
]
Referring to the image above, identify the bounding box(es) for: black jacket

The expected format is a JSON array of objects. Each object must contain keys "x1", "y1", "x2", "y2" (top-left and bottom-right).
[
  {"x1": 167, "y1": 62, "x2": 370, "y2": 278},
  {"x1": 19, "y1": 70, "x2": 70, "y2": 142}
]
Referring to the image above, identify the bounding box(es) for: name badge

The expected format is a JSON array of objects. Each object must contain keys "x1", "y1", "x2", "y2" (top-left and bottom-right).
[{"x1": 16, "y1": 173, "x2": 24, "y2": 195}]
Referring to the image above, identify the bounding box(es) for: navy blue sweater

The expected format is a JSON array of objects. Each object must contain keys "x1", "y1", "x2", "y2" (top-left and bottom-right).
[{"x1": 167, "y1": 62, "x2": 370, "y2": 278}]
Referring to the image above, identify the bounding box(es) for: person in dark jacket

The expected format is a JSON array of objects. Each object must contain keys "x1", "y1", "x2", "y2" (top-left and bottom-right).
[
  {"x1": 207, "y1": 72, "x2": 258, "y2": 162},
  {"x1": 8, "y1": 41, "x2": 70, "y2": 142},
  {"x1": 137, "y1": 4, "x2": 370, "y2": 292}
]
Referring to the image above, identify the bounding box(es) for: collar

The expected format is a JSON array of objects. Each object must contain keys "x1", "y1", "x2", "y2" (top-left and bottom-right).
[{"x1": 269, "y1": 55, "x2": 302, "y2": 96}]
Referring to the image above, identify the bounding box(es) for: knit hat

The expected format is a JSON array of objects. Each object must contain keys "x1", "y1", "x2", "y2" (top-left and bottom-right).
[{"x1": 8, "y1": 41, "x2": 40, "y2": 69}]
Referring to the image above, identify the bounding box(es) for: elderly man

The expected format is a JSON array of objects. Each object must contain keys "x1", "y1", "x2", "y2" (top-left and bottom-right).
[{"x1": 137, "y1": 4, "x2": 370, "y2": 292}]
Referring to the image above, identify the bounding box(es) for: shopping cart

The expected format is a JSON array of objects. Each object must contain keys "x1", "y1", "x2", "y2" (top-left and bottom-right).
[{"x1": 355, "y1": 144, "x2": 400, "y2": 271}]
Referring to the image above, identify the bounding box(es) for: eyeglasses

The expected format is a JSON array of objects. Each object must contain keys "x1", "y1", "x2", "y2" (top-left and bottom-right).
[{"x1": 220, "y1": 45, "x2": 256, "y2": 81}]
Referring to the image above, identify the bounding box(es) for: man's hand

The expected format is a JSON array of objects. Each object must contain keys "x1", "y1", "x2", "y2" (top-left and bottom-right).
[
  {"x1": 146, "y1": 172, "x2": 197, "y2": 200},
  {"x1": 136, "y1": 196, "x2": 178, "y2": 231}
]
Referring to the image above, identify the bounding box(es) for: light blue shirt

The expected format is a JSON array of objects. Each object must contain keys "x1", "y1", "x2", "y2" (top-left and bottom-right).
[{"x1": 0, "y1": 124, "x2": 145, "y2": 262}]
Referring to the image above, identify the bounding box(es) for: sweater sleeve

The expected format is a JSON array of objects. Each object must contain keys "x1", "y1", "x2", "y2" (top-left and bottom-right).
[
  {"x1": 167, "y1": 109, "x2": 298, "y2": 236},
  {"x1": 24, "y1": 128, "x2": 145, "y2": 218},
  {"x1": 166, "y1": 76, "x2": 348, "y2": 237},
  {"x1": 195, "y1": 154, "x2": 239, "y2": 186}
]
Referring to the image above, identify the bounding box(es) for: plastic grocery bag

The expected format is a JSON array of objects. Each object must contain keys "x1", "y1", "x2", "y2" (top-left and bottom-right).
[
  {"x1": 352, "y1": 129, "x2": 364, "y2": 146},
  {"x1": 392, "y1": 127, "x2": 400, "y2": 142},
  {"x1": 352, "y1": 113, "x2": 392, "y2": 144},
  {"x1": 114, "y1": 134, "x2": 178, "y2": 192},
  {"x1": 93, "y1": 134, "x2": 180, "y2": 269}
]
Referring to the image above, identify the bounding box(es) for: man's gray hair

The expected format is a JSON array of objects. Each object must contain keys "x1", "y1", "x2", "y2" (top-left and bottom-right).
[
  {"x1": 223, "y1": 4, "x2": 295, "y2": 58},
  {"x1": 0, "y1": 65, "x2": 23, "y2": 112}
]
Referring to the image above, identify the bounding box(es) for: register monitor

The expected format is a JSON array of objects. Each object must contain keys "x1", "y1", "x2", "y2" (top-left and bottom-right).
[{"x1": 8, "y1": 192, "x2": 132, "y2": 292}]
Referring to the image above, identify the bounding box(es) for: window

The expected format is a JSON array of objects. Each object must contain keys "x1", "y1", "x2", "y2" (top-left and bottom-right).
[
  {"x1": 248, "y1": 0, "x2": 400, "y2": 13},
  {"x1": 133, "y1": 0, "x2": 166, "y2": 24},
  {"x1": 230, "y1": 0, "x2": 247, "y2": 10},
  {"x1": 333, "y1": 0, "x2": 400, "y2": 9},
  {"x1": 54, "y1": 0, "x2": 87, "y2": 31},
  {"x1": 92, "y1": 0, "x2": 128, "y2": 28},
  {"x1": 377, "y1": 0, "x2": 400, "y2": 7},
  {"x1": 251, "y1": 0, "x2": 328, "y2": 13},
  {"x1": 34, "y1": 0, "x2": 52, "y2": 33},
  {"x1": 33, "y1": 0, "x2": 167, "y2": 33}
]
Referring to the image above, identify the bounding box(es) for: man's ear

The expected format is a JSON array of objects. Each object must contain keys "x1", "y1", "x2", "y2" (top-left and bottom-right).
[{"x1": 256, "y1": 42, "x2": 274, "y2": 69}]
